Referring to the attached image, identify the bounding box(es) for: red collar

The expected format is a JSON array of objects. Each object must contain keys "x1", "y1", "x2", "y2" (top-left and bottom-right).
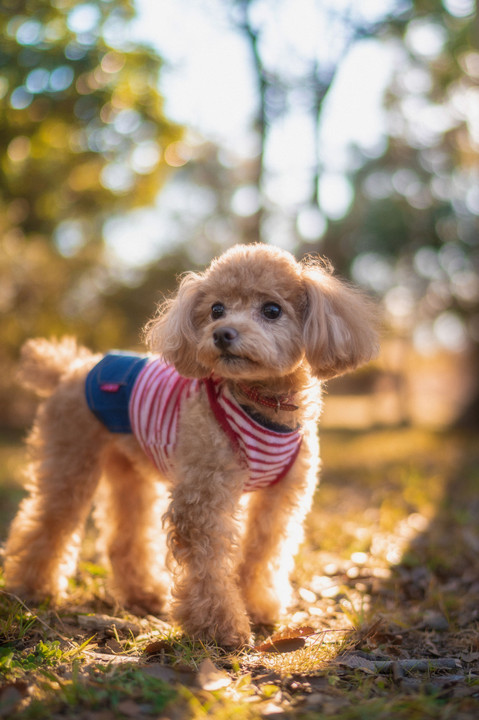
[{"x1": 236, "y1": 383, "x2": 299, "y2": 412}]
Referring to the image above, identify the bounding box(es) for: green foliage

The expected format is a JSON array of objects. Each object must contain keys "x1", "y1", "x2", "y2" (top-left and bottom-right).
[
  {"x1": 0, "y1": 599, "x2": 38, "y2": 644},
  {"x1": 0, "y1": 0, "x2": 179, "y2": 236},
  {"x1": 50, "y1": 664, "x2": 176, "y2": 716},
  {"x1": 1, "y1": 639, "x2": 63, "y2": 673},
  {"x1": 9, "y1": 663, "x2": 177, "y2": 719},
  {"x1": 318, "y1": 2, "x2": 479, "y2": 353},
  {"x1": 0, "y1": 0, "x2": 183, "y2": 424}
]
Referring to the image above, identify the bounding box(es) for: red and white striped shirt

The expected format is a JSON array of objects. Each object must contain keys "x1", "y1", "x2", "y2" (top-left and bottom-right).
[{"x1": 129, "y1": 358, "x2": 302, "y2": 492}]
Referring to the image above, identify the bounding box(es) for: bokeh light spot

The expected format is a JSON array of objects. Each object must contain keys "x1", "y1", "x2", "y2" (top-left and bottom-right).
[
  {"x1": 164, "y1": 142, "x2": 191, "y2": 167},
  {"x1": 67, "y1": 4, "x2": 101, "y2": 34},
  {"x1": 130, "y1": 141, "x2": 161, "y2": 174},
  {"x1": 26, "y1": 68, "x2": 50, "y2": 94},
  {"x1": 10, "y1": 86, "x2": 33, "y2": 109},
  {"x1": 49, "y1": 66, "x2": 74, "y2": 92},
  {"x1": 296, "y1": 206, "x2": 327, "y2": 241},
  {"x1": 7, "y1": 136, "x2": 31, "y2": 163},
  {"x1": 15, "y1": 19, "x2": 42, "y2": 45},
  {"x1": 230, "y1": 186, "x2": 260, "y2": 217}
]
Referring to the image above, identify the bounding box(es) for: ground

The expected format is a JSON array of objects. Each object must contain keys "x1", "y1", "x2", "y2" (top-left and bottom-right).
[{"x1": 0, "y1": 427, "x2": 478, "y2": 719}]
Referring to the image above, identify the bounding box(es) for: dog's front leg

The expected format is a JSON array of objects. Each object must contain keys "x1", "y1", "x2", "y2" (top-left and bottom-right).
[
  {"x1": 166, "y1": 406, "x2": 251, "y2": 647},
  {"x1": 165, "y1": 470, "x2": 251, "y2": 647},
  {"x1": 238, "y1": 423, "x2": 320, "y2": 625}
]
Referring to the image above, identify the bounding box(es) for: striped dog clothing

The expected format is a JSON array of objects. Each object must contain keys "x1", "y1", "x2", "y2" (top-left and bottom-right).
[{"x1": 86, "y1": 353, "x2": 302, "y2": 492}]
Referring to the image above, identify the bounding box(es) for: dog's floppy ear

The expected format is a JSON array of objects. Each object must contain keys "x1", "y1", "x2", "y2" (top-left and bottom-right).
[
  {"x1": 301, "y1": 263, "x2": 379, "y2": 379},
  {"x1": 143, "y1": 272, "x2": 208, "y2": 377}
]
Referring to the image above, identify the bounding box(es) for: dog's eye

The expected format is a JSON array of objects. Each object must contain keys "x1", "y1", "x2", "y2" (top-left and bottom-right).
[
  {"x1": 211, "y1": 303, "x2": 225, "y2": 320},
  {"x1": 261, "y1": 302, "x2": 282, "y2": 320}
]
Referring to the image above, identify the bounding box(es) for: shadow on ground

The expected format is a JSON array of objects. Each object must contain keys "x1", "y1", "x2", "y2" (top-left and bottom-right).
[{"x1": 1, "y1": 428, "x2": 478, "y2": 718}]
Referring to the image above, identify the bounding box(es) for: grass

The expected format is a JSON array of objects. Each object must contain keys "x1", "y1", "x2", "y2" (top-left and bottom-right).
[{"x1": 1, "y1": 427, "x2": 478, "y2": 718}]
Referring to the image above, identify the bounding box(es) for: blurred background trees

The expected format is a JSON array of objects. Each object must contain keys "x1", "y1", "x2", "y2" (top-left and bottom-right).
[
  {"x1": 1, "y1": 0, "x2": 477, "y2": 427},
  {"x1": 323, "y1": 0, "x2": 479, "y2": 355},
  {"x1": 0, "y1": 0, "x2": 183, "y2": 422}
]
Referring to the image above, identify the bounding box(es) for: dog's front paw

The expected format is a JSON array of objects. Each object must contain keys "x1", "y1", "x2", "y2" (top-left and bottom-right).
[
  {"x1": 114, "y1": 585, "x2": 169, "y2": 617},
  {"x1": 194, "y1": 614, "x2": 252, "y2": 649},
  {"x1": 4, "y1": 572, "x2": 65, "y2": 608},
  {"x1": 244, "y1": 594, "x2": 282, "y2": 626},
  {"x1": 238, "y1": 564, "x2": 290, "y2": 626},
  {"x1": 175, "y1": 601, "x2": 252, "y2": 648}
]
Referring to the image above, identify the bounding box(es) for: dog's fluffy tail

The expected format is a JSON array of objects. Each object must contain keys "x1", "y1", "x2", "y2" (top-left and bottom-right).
[{"x1": 18, "y1": 337, "x2": 92, "y2": 396}]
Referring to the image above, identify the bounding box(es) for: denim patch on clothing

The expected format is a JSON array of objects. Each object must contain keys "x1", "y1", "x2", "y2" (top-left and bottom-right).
[{"x1": 85, "y1": 352, "x2": 149, "y2": 433}]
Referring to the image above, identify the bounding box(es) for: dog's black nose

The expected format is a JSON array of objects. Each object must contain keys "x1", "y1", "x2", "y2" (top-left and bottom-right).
[{"x1": 213, "y1": 327, "x2": 238, "y2": 350}]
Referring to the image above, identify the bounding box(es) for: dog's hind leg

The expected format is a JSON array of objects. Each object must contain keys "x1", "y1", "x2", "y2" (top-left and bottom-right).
[
  {"x1": 4, "y1": 379, "x2": 105, "y2": 602},
  {"x1": 97, "y1": 446, "x2": 169, "y2": 615}
]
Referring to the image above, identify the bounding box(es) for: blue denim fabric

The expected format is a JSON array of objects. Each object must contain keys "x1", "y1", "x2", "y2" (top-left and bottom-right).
[{"x1": 85, "y1": 352, "x2": 149, "y2": 433}]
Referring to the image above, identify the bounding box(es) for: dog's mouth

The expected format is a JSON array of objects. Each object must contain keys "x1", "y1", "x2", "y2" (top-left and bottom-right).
[
  {"x1": 211, "y1": 350, "x2": 282, "y2": 381},
  {"x1": 217, "y1": 352, "x2": 258, "y2": 367}
]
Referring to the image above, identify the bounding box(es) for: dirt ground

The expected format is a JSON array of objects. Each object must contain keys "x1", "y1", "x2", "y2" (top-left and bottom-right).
[{"x1": 1, "y1": 427, "x2": 478, "y2": 718}]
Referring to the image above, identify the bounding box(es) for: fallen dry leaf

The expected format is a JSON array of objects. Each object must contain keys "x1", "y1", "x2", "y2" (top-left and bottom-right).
[
  {"x1": 255, "y1": 626, "x2": 316, "y2": 653},
  {"x1": 143, "y1": 639, "x2": 176, "y2": 656},
  {"x1": 196, "y1": 658, "x2": 231, "y2": 691},
  {"x1": 460, "y1": 652, "x2": 479, "y2": 663},
  {"x1": 103, "y1": 638, "x2": 123, "y2": 654},
  {"x1": 142, "y1": 662, "x2": 197, "y2": 686},
  {"x1": 261, "y1": 700, "x2": 286, "y2": 716}
]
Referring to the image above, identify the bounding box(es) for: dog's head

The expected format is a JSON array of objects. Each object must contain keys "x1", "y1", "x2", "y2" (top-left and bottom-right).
[{"x1": 145, "y1": 244, "x2": 378, "y2": 381}]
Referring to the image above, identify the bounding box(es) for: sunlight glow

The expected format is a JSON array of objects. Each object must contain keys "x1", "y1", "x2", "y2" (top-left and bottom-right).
[
  {"x1": 67, "y1": 4, "x2": 101, "y2": 34},
  {"x1": 101, "y1": 0, "x2": 401, "y2": 261},
  {"x1": 318, "y1": 173, "x2": 353, "y2": 220},
  {"x1": 443, "y1": 0, "x2": 476, "y2": 16}
]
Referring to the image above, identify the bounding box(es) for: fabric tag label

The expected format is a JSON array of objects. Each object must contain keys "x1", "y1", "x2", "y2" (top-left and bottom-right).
[{"x1": 100, "y1": 383, "x2": 121, "y2": 392}]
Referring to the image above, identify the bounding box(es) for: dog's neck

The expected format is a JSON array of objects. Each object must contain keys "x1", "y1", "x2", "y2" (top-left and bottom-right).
[
  {"x1": 236, "y1": 383, "x2": 299, "y2": 412},
  {"x1": 226, "y1": 364, "x2": 317, "y2": 429}
]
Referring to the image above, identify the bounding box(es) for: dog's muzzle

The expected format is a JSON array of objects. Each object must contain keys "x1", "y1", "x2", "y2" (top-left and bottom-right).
[{"x1": 213, "y1": 327, "x2": 238, "y2": 352}]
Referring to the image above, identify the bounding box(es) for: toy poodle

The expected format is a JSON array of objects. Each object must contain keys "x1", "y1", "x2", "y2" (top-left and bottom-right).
[{"x1": 4, "y1": 243, "x2": 378, "y2": 647}]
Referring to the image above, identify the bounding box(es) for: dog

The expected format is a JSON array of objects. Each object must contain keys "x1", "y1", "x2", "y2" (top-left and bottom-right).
[{"x1": 4, "y1": 243, "x2": 378, "y2": 647}]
